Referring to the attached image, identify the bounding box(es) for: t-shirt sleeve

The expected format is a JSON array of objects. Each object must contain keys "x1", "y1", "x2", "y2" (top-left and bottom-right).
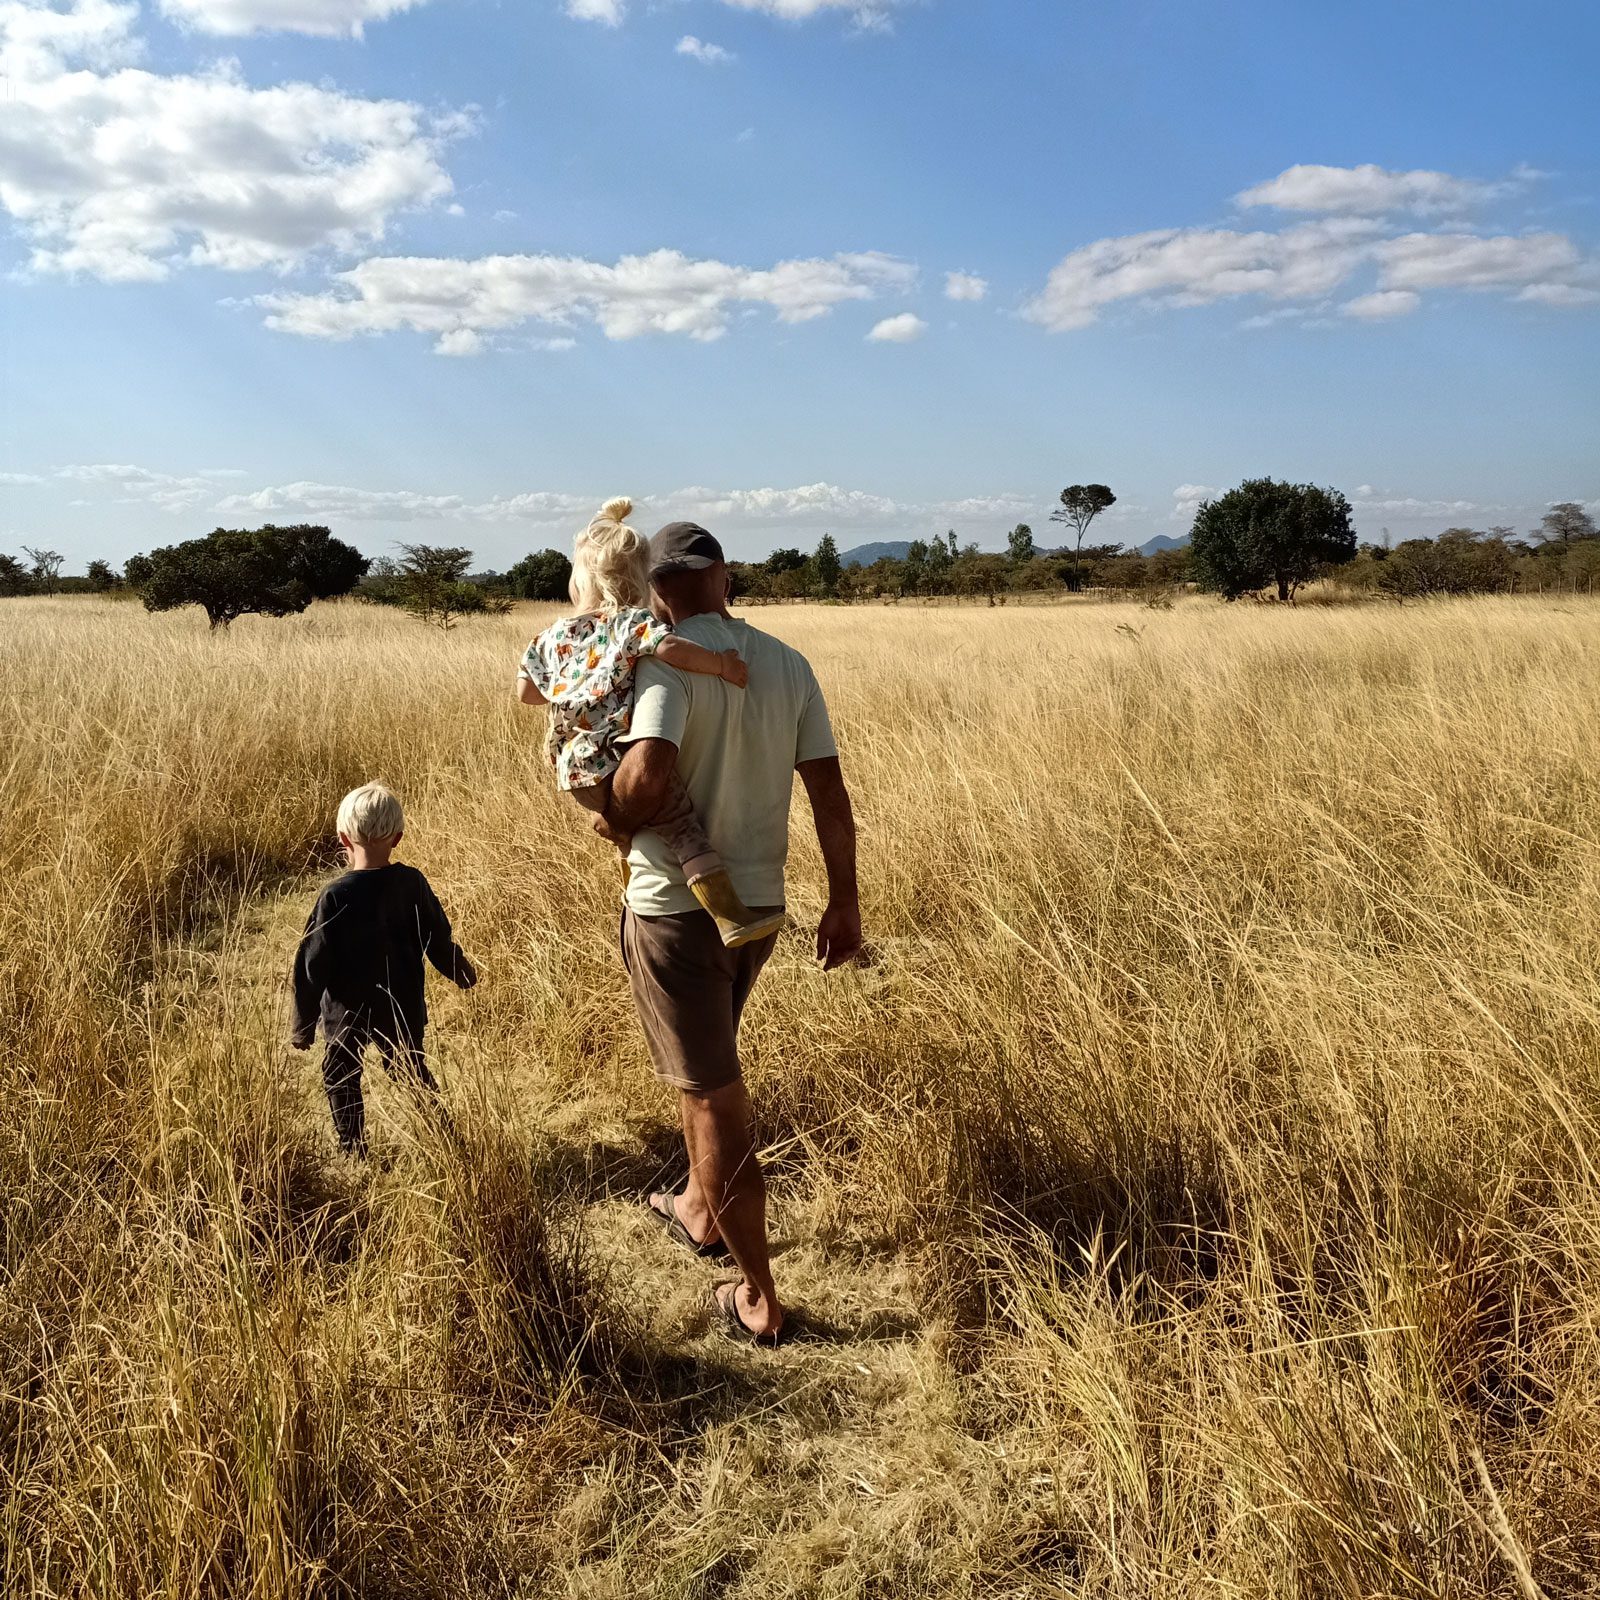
[
  {"x1": 519, "y1": 634, "x2": 551, "y2": 694},
  {"x1": 794, "y1": 665, "x2": 838, "y2": 766},
  {"x1": 623, "y1": 655, "x2": 691, "y2": 748},
  {"x1": 621, "y1": 608, "x2": 673, "y2": 661}
]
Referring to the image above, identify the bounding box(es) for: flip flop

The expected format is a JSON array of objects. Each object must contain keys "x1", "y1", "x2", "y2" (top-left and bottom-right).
[
  {"x1": 712, "y1": 1281, "x2": 789, "y2": 1349},
  {"x1": 647, "y1": 1189, "x2": 731, "y2": 1262}
]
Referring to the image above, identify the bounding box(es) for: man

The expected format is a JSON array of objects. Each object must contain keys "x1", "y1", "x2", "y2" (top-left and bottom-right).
[{"x1": 595, "y1": 520, "x2": 861, "y2": 1348}]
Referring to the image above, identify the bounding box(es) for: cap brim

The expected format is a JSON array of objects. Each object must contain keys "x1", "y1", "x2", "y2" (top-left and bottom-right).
[{"x1": 650, "y1": 554, "x2": 717, "y2": 577}]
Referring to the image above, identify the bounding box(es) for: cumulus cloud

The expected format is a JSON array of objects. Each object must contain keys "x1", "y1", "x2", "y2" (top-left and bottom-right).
[
  {"x1": 676, "y1": 34, "x2": 734, "y2": 63},
  {"x1": 566, "y1": 0, "x2": 622, "y2": 21},
  {"x1": 58, "y1": 462, "x2": 214, "y2": 510},
  {"x1": 156, "y1": 0, "x2": 426, "y2": 37},
  {"x1": 1342, "y1": 289, "x2": 1420, "y2": 320},
  {"x1": 0, "y1": 471, "x2": 44, "y2": 485},
  {"x1": 944, "y1": 271, "x2": 987, "y2": 301},
  {"x1": 0, "y1": 0, "x2": 464, "y2": 282},
  {"x1": 866, "y1": 311, "x2": 926, "y2": 342},
  {"x1": 1024, "y1": 166, "x2": 1599, "y2": 333},
  {"x1": 1172, "y1": 483, "x2": 1222, "y2": 518},
  {"x1": 259, "y1": 248, "x2": 917, "y2": 347},
  {"x1": 1236, "y1": 162, "x2": 1529, "y2": 217},
  {"x1": 214, "y1": 480, "x2": 468, "y2": 519}
]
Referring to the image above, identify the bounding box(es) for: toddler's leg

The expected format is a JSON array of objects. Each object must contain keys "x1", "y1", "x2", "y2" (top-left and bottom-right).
[
  {"x1": 648, "y1": 775, "x2": 788, "y2": 950},
  {"x1": 322, "y1": 1026, "x2": 368, "y2": 1157},
  {"x1": 377, "y1": 1026, "x2": 455, "y2": 1136}
]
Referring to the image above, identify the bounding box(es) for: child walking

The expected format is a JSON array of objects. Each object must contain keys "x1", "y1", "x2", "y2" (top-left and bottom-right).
[
  {"x1": 517, "y1": 497, "x2": 784, "y2": 948},
  {"x1": 291, "y1": 783, "x2": 477, "y2": 1156}
]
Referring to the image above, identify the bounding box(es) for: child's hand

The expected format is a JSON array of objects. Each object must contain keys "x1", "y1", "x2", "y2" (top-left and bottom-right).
[
  {"x1": 718, "y1": 649, "x2": 748, "y2": 689},
  {"x1": 291, "y1": 1032, "x2": 314, "y2": 1052},
  {"x1": 456, "y1": 957, "x2": 479, "y2": 990}
]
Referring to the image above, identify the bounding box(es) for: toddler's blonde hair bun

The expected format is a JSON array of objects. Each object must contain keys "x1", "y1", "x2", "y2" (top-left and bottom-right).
[{"x1": 570, "y1": 494, "x2": 649, "y2": 612}]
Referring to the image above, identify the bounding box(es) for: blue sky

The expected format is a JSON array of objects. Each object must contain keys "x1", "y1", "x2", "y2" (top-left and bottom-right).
[{"x1": 1, "y1": 0, "x2": 1596, "y2": 568}]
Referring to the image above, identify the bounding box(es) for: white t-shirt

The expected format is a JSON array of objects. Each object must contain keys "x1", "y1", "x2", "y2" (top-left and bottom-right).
[{"x1": 620, "y1": 612, "x2": 837, "y2": 916}]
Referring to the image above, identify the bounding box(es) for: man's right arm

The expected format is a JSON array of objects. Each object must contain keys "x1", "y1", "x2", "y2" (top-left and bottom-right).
[
  {"x1": 600, "y1": 737, "x2": 680, "y2": 842},
  {"x1": 798, "y1": 756, "x2": 862, "y2": 970}
]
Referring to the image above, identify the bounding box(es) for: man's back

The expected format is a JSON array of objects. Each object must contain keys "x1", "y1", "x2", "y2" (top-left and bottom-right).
[{"x1": 623, "y1": 614, "x2": 835, "y2": 915}]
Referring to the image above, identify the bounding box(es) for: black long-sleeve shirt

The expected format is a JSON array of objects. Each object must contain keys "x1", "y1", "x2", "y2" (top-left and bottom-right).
[{"x1": 291, "y1": 863, "x2": 469, "y2": 1045}]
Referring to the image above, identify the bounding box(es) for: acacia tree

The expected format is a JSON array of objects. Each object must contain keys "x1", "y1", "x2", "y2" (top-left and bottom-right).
[
  {"x1": 1189, "y1": 479, "x2": 1356, "y2": 602},
  {"x1": 1006, "y1": 523, "x2": 1036, "y2": 564},
  {"x1": 137, "y1": 524, "x2": 368, "y2": 629},
  {"x1": 23, "y1": 547, "x2": 63, "y2": 594},
  {"x1": 85, "y1": 559, "x2": 120, "y2": 592},
  {"x1": 1050, "y1": 485, "x2": 1116, "y2": 591},
  {"x1": 1540, "y1": 502, "x2": 1597, "y2": 545},
  {"x1": 395, "y1": 544, "x2": 479, "y2": 629},
  {"x1": 0, "y1": 553, "x2": 31, "y2": 596}
]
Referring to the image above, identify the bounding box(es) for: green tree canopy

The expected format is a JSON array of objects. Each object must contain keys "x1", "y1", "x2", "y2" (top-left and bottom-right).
[
  {"x1": 505, "y1": 548, "x2": 573, "y2": 601},
  {"x1": 85, "y1": 560, "x2": 120, "y2": 592},
  {"x1": 0, "y1": 554, "x2": 32, "y2": 596},
  {"x1": 136, "y1": 524, "x2": 369, "y2": 629},
  {"x1": 1189, "y1": 479, "x2": 1356, "y2": 602},
  {"x1": 1540, "y1": 502, "x2": 1597, "y2": 545},
  {"x1": 1006, "y1": 523, "x2": 1036, "y2": 564},
  {"x1": 1050, "y1": 485, "x2": 1116, "y2": 591},
  {"x1": 812, "y1": 533, "x2": 842, "y2": 598}
]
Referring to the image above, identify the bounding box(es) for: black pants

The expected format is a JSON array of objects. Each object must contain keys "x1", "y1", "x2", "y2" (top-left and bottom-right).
[{"x1": 321, "y1": 1017, "x2": 439, "y2": 1155}]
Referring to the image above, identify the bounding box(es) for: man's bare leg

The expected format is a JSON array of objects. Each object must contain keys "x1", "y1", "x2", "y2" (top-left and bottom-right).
[{"x1": 672, "y1": 1080, "x2": 783, "y2": 1339}]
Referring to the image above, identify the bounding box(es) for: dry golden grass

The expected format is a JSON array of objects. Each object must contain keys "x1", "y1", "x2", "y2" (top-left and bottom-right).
[{"x1": 3, "y1": 590, "x2": 1599, "y2": 1597}]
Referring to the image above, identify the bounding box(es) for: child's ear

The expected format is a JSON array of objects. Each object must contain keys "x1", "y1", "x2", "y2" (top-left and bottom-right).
[
  {"x1": 338, "y1": 831, "x2": 353, "y2": 850},
  {"x1": 391, "y1": 830, "x2": 403, "y2": 847}
]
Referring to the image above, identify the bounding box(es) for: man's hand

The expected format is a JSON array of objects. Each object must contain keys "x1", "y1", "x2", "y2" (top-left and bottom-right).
[
  {"x1": 591, "y1": 810, "x2": 634, "y2": 851},
  {"x1": 718, "y1": 649, "x2": 749, "y2": 689},
  {"x1": 456, "y1": 956, "x2": 479, "y2": 990},
  {"x1": 816, "y1": 897, "x2": 863, "y2": 971}
]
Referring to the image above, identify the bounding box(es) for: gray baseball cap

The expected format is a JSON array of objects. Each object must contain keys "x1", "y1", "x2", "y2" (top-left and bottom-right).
[{"x1": 650, "y1": 521, "x2": 726, "y2": 579}]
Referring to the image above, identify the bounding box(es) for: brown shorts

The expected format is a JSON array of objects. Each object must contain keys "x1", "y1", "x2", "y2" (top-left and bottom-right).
[{"x1": 619, "y1": 907, "x2": 781, "y2": 1095}]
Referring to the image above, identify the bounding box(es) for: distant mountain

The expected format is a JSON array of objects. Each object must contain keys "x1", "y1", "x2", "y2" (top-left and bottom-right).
[
  {"x1": 839, "y1": 540, "x2": 913, "y2": 568},
  {"x1": 1138, "y1": 534, "x2": 1190, "y2": 557}
]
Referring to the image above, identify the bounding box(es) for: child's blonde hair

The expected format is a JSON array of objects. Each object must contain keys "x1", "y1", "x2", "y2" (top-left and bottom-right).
[
  {"x1": 570, "y1": 497, "x2": 650, "y2": 613},
  {"x1": 336, "y1": 782, "x2": 404, "y2": 843}
]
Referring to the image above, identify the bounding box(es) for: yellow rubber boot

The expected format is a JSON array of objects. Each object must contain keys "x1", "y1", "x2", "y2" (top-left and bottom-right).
[{"x1": 689, "y1": 870, "x2": 787, "y2": 949}]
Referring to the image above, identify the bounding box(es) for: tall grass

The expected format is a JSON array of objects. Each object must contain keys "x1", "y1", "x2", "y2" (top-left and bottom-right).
[{"x1": 2, "y1": 592, "x2": 1598, "y2": 1596}]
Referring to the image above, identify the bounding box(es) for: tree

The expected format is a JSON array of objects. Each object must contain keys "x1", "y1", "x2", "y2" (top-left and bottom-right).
[
  {"x1": 137, "y1": 524, "x2": 369, "y2": 629},
  {"x1": 951, "y1": 551, "x2": 1010, "y2": 604},
  {"x1": 812, "y1": 533, "x2": 842, "y2": 599},
  {"x1": 23, "y1": 547, "x2": 64, "y2": 594},
  {"x1": 1006, "y1": 523, "x2": 1036, "y2": 564},
  {"x1": 122, "y1": 553, "x2": 154, "y2": 591},
  {"x1": 0, "y1": 553, "x2": 31, "y2": 596},
  {"x1": 1540, "y1": 502, "x2": 1597, "y2": 546},
  {"x1": 505, "y1": 548, "x2": 573, "y2": 601},
  {"x1": 395, "y1": 544, "x2": 478, "y2": 629},
  {"x1": 85, "y1": 559, "x2": 120, "y2": 592},
  {"x1": 1050, "y1": 485, "x2": 1116, "y2": 591},
  {"x1": 1189, "y1": 479, "x2": 1355, "y2": 602}
]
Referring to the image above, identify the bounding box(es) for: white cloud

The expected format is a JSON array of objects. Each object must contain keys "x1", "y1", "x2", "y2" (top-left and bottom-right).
[
  {"x1": 677, "y1": 34, "x2": 734, "y2": 63},
  {"x1": 0, "y1": 0, "x2": 464, "y2": 282},
  {"x1": 259, "y1": 248, "x2": 916, "y2": 347},
  {"x1": 1236, "y1": 162, "x2": 1526, "y2": 217},
  {"x1": 944, "y1": 271, "x2": 987, "y2": 302},
  {"x1": 434, "y1": 328, "x2": 484, "y2": 357},
  {"x1": 1350, "y1": 485, "x2": 1499, "y2": 520},
  {"x1": 1172, "y1": 483, "x2": 1222, "y2": 518},
  {"x1": 156, "y1": 0, "x2": 425, "y2": 37},
  {"x1": 664, "y1": 482, "x2": 901, "y2": 523},
  {"x1": 566, "y1": 0, "x2": 622, "y2": 22},
  {"x1": 569, "y1": 0, "x2": 900, "y2": 28},
  {"x1": 58, "y1": 462, "x2": 213, "y2": 510},
  {"x1": 1342, "y1": 289, "x2": 1420, "y2": 320},
  {"x1": 866, "y1": 311, "x2": 926, "y2": 342},
  {"x1": 0, "y1": 471, "x2": 43, "y2": 485},
  {"x1": 213, "y1": 480, "x2": 468, "y2": 519},
  {"x1": 1024, "y1": 169, "x2": 1599, "y2": 333}
]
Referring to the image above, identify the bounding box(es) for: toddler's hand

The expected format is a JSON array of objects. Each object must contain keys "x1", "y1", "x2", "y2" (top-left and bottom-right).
[
  {"x1": 291, "y1": 1032, "x2": 313, "y2": 1052},
  {"x1": 718, "y1": 649, "x2": 748, "y2": 689},
  {"x1": 456, "y1": 957, "x2": 479, "y2": 990}
]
